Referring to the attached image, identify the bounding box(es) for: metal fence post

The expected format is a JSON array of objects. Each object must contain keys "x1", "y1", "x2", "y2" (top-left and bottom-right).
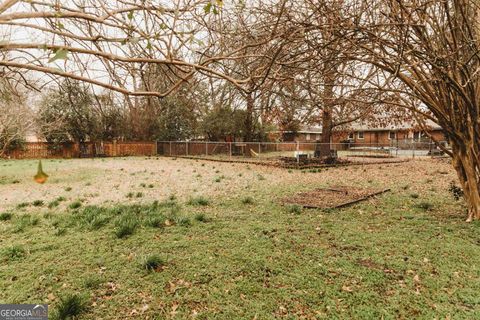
[
  {"x1": 205, "y1": 141, "x2": 208, "y2": 156},
  {"x1": 258, "y1": 142, "x2": 261, "y2": 154},
  {"x1": 186, "y1": 141, "x2": 188, "y2": 156},
  {"x1": 229, "y1": 142, "x2": 232, "y2": 158},
  {"x1": 169, "y1": 141, "x2": 172, "y2": 156}
]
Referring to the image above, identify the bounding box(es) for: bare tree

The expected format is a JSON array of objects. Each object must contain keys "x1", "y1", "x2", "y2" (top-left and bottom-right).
[
  {"x1": 200, "y1": 0, "x2": 294, "y2": 141},
  {"x1": 0, "y1": 77, "x2": 33, "y2": 156},
  {"x1": 350, "y1": 0, "x2": 480, "y2": 220},
  {"x1": 0, "y1": 0, "x2": 282, "y2": 96}
]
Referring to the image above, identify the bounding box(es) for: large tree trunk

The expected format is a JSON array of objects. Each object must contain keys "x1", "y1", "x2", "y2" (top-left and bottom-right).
[
  {"x1": 319, "y1": 106, "x2": 332, "y2": 157},
  {"x1": 451, "y1": 140, "x2": 480, "y2": 221}
]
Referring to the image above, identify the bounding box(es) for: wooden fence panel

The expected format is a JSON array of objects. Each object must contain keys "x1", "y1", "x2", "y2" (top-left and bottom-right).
[
  {"x1": 116, "y1": 142, "x2": 156, "y2": 156},
  {"x1": 3, "y1": 141, "x2": 156, "y2": 159}
]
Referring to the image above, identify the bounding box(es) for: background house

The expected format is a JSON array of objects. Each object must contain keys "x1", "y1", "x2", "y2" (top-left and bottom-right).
[
  {"x1": 268, "y1": 126, "x2": 322, "y2": 142},
  {"x1": 271, "y1": 120, "x2": 447, "y2": 146},
  {"x1": 333, "y1": 120, "x2": 447, "y2": 146}
]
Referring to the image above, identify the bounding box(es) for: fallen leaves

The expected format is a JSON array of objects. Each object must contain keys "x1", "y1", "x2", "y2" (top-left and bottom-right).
[
  {"x1": 341, "y1": 285, "x2": 354, "y2": 293},
  {"x1": 166, "y1": 279, "x2": 192, "y2": 295},
  {"x1": 170, "y1": 301, "x2": 179, "y2": 317}
]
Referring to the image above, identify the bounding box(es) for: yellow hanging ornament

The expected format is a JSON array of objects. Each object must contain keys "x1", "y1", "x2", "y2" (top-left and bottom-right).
[{"x1": 34, "y1": 160, "x2": 49, "y2": 184}]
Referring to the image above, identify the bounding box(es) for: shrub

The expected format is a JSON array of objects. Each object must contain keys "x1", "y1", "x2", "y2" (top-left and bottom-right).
[
  {"x1": 410, "y1": 193, "x2": 419, "y2": 199},
  {"x1": 0, "y1": 212, "x2": 13, "y2": 221},
  {"x1": 142, "y1": 255, "x2": 165, "y2": 271},
  {"x1": 53, "y1": 294, "x2": 87, "y2": 320},
  {"x1": 56, "y1": 196, "x2": 67, "y2": 202},
  {"x1": 126, "y1": 192, "x2": 134, "y2": 198},
  {"x1": 140, "y1": 183, "x2": 146, "y2": 188},
  {"x1": 187, "y1": 196, "x2": 210, "y2": 206},
  {"x1": 136, "y1": 192, "x2": 144, "y2": 198},
  {"x1": 257, "y1": 174, "x2": 266, "y2": 180},
  {"x1": 64, "y1": 187, "x2": 72, "y2": 192},
  {"x1": 68, "y1": 201, "x2": 82, "y2": 210},
  {"x1": 241, "y1": 196, "x2": 254, "y2": 205}
]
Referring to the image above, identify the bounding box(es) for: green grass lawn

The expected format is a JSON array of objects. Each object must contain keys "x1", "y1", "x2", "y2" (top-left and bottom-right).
[{"x1": 0, "y1": 158, "x2": 479, "y2": 319}]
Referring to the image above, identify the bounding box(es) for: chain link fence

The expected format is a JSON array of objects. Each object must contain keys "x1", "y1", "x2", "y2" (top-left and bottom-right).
[{"x1": 156, "y1": 140, "x2": 449, "y2": 159}]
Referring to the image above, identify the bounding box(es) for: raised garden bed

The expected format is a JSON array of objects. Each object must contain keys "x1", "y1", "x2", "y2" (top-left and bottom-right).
[{"x1": 282, "y1": 186, "x2": 391, "y2": 209}]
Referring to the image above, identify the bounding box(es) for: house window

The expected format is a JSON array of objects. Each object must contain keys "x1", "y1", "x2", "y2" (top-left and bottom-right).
[
  {"x1": 348, "y1": 132, "x2": 354, "y2": 140},
  {"x1": 316, "y1": 134, "x2": 321, "y2": 140},
  {"x1": 389, "y1": 131, "x2": 396, "y2": 140},
  {"x1": 306, "y1": 133, "x2": 311, "y2": 141},
  {"x1": 357, "y1": 131, "x2": 364, "y2": 139},
  {"x1": 413, "y1": 131, "x2": 423, "y2": 141}
]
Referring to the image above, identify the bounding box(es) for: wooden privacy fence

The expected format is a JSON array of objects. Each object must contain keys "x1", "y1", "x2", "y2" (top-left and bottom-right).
[{"x1": 3, "y1": 141, "x2": 156, "y2": 159}]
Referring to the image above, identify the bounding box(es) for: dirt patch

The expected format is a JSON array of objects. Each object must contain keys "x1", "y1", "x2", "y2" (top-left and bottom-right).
[
  {"x1": 277, "y1": 156, "x2": 350, "y2": 167},
  {"x1": 175, "y1": 155, "x2": 408, "y2": 169},
  {"x1": 282, "y1": 186, "x2": 391, "y2": 209}
]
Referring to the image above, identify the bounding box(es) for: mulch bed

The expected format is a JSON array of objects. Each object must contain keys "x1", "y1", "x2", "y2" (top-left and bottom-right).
[{"x1": 282, "y1": 186, "x2": 391, "y2": 209}]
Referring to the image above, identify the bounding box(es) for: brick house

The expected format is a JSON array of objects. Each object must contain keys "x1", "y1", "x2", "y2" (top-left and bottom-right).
[
  {"x1": 332, "y1": 121, "x2": 447, "y2": 146},
  {"x1": 271, "y1": 121, "x2": 447, "y2": 146}
]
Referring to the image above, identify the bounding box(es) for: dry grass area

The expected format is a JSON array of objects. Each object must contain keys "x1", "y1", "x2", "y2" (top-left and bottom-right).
[{"x1": 0, "y1": 157, "x2": 455, "y2": 212}]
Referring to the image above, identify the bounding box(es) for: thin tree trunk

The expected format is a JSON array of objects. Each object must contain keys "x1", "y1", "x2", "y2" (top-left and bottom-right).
[
  {"x1": 245, "y1": 92, "x2": 254, "y2": 141},
  {"x1": 319, "y1": 69, "x2": 335, "y2": 156}
]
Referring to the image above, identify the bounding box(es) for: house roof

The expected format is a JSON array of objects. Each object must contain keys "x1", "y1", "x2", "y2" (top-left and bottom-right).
[
  {"x1": 269, "y1": 126, "x2": 323, "y2": 134},
  {"x1": 271, "y1": 119, "x2": 443, "y2": 134},
  {"x1": 297, "y1": 126, "x2": 322, "y2": 134},
  {"x1": 349, "y1": 119, "x2": 442, "y2": 132}
]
